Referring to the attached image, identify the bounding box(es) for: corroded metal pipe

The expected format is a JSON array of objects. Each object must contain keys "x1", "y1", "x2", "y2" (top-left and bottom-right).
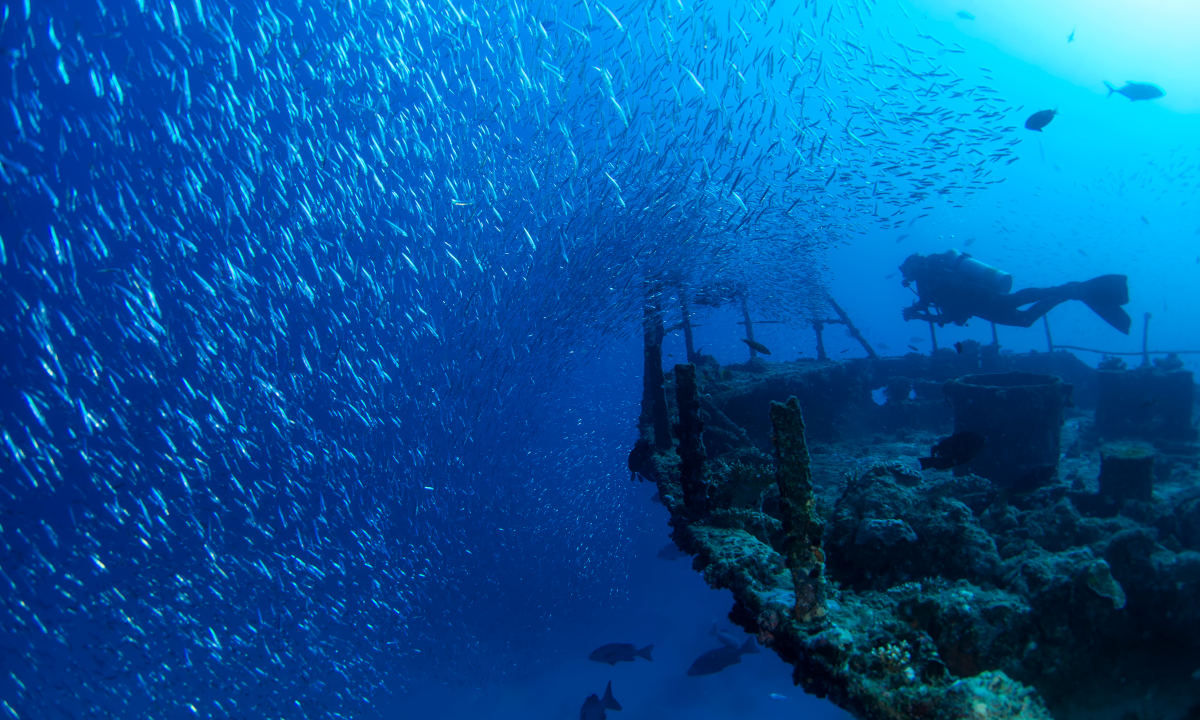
[
  {"x1": 675, "y1": 363, "x2": 708, "y2": 514},
  {"x1": 769, "y1": 397, "x2": 826, "y2": 623}
]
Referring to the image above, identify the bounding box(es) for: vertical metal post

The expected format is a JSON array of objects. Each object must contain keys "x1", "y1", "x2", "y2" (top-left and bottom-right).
[
  {"x1": 675, "y1": 363, "x2": 708, "y2": 513},
  {"x1": 1142, "y1": 312, "x2": 1151, "y2": 367},
  {"x1": 679, "y1": 293, "x2": 696, "y2": 364},
  {"x1": 641, "y1": 293, "x2": 671, "y2": 451}
]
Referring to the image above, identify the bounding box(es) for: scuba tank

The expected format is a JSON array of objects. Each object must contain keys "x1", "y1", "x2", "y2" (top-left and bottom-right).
[{"x1": 938, "y1": 250, "x2": 1013, "y2": 295}]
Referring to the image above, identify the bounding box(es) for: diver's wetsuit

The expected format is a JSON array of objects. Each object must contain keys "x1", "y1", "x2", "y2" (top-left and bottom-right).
[{"x1": 900, "y1": 250, "x2": 1131, "y2": 334}]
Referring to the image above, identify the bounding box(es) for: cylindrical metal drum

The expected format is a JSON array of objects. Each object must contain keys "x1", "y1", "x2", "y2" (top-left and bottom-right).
[{"x1": 944, "y1": 372, "x2": 1071, "y2": 489}]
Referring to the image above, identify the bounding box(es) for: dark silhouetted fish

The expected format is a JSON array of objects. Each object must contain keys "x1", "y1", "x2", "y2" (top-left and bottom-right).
[
  {"x1": 1104, "y1": 81, "x2": 1164, "y2": 101},
  {"x1": 1024, "y1": 109, "x2": 1057, "y2": 131},
  {"x1": 657, "y1": 542, "x2": 688, "y2": 561},
  {"x1": 710, "y1": 624, "x2": 741, "y2": 648},
  {"x1": 742, "y1": 338, "x2": 771, "y2": 355},
  {"x1": 919, "y1": 431, "x2": 985, "y2": 470},
  {"x1": 686, "y1": 638, "x2": 758, "y2": 676},
  {"x1": 589, "y1": 643, "x2": 653, "y2": 665},
  {"x1": 580, "y1": 681, "x2": 622, "y2": 720},
  {"x1": 1067, "y1": 26, "x2": 1076, "y2": 43}
]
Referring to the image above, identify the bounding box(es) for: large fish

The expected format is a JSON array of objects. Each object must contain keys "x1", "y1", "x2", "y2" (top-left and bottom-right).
[
  {"x1": 919, "y1": 431, "x2": 985, "y2": 470},
  {"x1": 742, "y1": 338, "x2": 772, "y2": 355},
  {"x1": 1104, "y1": 81, "x2": 1164, "y2": 101},
  {"x1": 657, "y1": 542, "x2": 688, "y2": 561},
  {"x1": 588, "y1": 643, "x2": 653, "y2": 665},
  {"x1": 1024, "y1": 109, "x2": 1057, "y2": 132},
  {"x1": 580, "y1": 681, "x2": 622, "y2": 720},
  {"x1": 686, "y1": 638, "x2": 758, "y2": 676}
]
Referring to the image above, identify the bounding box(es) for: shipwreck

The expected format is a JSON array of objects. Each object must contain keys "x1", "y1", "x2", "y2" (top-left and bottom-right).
[{"x1": 628, "y1": 302, "x2": 1200, "y2": 720}]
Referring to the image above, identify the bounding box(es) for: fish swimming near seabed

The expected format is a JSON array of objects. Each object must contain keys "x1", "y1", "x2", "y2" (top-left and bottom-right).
[
  {"x1": 589, "y1": 643, "x2": 653, "y2": 665},
  {"x1": 1024, "y1": 109, "x2": 1057, "y2": 131},
  {"x1": 580, "y1": 681, "x2": 622, "y2": 720},
  {"x1": 687, "y1": 638, "x2": 758, "y2": 676},
  {"x1": 1104, "y1": 81, "x2": 1164, "y2": 101},
  {"x1": 710, "y1": 624, "x2": 742, "y2": 648},
  {"x1": 919, "y1": 431, "x2": 985, "y2": 470},
  {"x1": 742, "y1": 338, "x2": 771, "y2": 355},
  {"x1": 657, "y1": 542, "x2": 688, "y2": 561}
]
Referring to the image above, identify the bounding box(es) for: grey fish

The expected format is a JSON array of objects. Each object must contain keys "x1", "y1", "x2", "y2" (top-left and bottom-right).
[
  {"x1": 710, "y1": 624, "x2": 741, "y2": 648},
  {"x1": 1024, "y1": 109, "x2": 1056, "y2": 131},
  {"x1": 580, "y1": 681, "x2": 622, "y2": 720},
  {"x1": 589, "y1": 643, "x2": 653, "y2": 665},
  {"x1": 919, "y1": 431, "x2": 985, "y2": 470},
  {"x1": 1104, "y1": 81, "x2": 1164, "y2": 101},
  {"x1": 686, "y1": 638, "x2": 758, "y2": 676},
  {"x1": 656, "y1": 542, "x2": 688, "y2": 561},
  {"x1": 742, "y1": 338, "x2": 771, "y2": 355}
]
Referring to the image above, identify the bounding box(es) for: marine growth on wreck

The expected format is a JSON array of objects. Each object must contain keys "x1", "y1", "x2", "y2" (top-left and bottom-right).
[{"x1": 630, "y1": 310, "x2": 1200, "y2": 720}]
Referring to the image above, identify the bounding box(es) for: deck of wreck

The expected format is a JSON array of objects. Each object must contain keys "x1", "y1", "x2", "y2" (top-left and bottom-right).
[{"x1": 629, "y1": 341, "x2": 1200, "y2": 720}]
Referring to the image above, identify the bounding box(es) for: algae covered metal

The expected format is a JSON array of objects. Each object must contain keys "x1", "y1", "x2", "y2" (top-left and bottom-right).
[{"x1": 630, "y1": 344, "x2": 1200, "y2": 720}]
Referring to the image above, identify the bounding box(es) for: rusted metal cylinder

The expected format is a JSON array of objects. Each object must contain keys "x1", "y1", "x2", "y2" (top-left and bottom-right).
[{"x1": 944, "y1": 372, "x2": 1071, "y2": 490}]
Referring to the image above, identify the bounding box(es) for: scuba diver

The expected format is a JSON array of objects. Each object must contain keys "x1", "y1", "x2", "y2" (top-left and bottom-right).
[{"x1": 899, "y1": 250, "x2": 1131, "y2": 334}]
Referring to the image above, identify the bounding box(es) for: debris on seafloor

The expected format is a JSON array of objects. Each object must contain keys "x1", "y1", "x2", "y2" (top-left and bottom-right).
[{"x1": 629, "y1": 338, "x2": 1200, "y2": 720}]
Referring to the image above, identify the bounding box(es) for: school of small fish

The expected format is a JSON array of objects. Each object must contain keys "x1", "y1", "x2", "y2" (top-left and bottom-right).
[{"x1": 0, "y1": 0, "x2": 1025, "y2": 715}]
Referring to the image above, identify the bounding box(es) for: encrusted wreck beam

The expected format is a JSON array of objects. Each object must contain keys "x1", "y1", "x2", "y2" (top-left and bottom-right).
[
  {"x1": 675, "y1": 363, "x2": 708, "y2": 513},
  {"x1": 629, "y1": 296, "x2": 673, "y2": 481},
  {"x1": 769, "y1": 397, "x2": 826, "y2": 623},
  {"x1": 679, "y1": 292, "x2": 697, "y2": 364},
  {"x1": 826, "y1": 293, "x2": 878, "y2": 359},
  {"x1": 641, "y1": 297, "x2": 672, "y2": 452}
]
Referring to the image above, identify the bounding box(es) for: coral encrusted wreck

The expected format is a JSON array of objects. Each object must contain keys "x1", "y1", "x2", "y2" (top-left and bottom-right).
[{"x1": 629, "y1": 345, "x2": 1200, "y2": 720}]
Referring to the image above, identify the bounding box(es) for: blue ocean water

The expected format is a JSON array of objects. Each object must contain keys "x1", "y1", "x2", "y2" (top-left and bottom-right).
[{"x1": 0, "y1": 0, "x2": 1196, "y2": 717}]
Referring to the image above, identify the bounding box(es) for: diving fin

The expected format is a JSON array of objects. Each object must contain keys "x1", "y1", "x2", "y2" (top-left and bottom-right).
[
  {"x1": 1082, "y1": 274, "x2": 1129, "y2": 305},
  {"x1": 1084, "y1": 300, "x2": 1132, "y2": 334},
  {"x1": 1079, "y1": 274, "x2": 1131, "y2": 334}
]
